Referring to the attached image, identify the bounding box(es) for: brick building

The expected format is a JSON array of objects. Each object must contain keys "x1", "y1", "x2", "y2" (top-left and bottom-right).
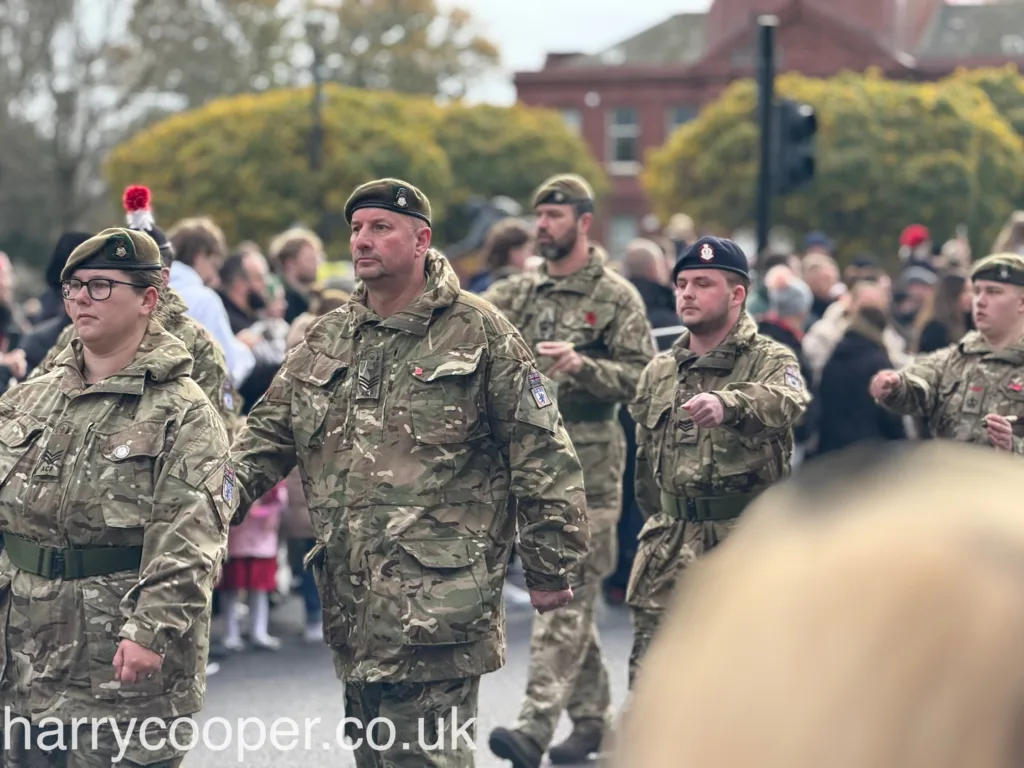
[{"x1": 514, "y1": 0, "x2": 1024, "y2": 257}]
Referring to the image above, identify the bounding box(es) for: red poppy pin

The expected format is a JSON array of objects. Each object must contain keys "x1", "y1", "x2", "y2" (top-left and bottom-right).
[
  {"x1": 414, "y1": 367, "x2": 423, "y2": 376},
  {"x1": 1011, "y1": 381, "x2": 1023, "y2": 392},
  {"x1": 585, "y1": 311, "x2": 597, "y2": 326}
]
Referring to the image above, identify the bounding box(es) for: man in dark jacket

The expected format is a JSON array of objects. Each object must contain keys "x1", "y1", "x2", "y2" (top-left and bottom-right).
[{"x1": 816, "y1": 304, "x2": 906, "y2": 456}]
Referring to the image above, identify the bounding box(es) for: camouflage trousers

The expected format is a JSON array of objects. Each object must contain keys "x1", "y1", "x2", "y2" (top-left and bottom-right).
[
  {"x1": 626, "y1": 517, "x2": 737, "y2": 688},
  {"x1": 0, "y1": 715, "x2": 191, "y2": 767},
  {"x1": 343, "y1": 676, "x2": 479, "y2": 768},
  {"x1": 513, "y1": 523, "x2": 618, "y2": 751}
]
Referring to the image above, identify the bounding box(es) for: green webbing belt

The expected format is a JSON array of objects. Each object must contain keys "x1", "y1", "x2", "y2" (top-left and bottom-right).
[
  {"x1": 4, "y1": 533, "x2": 142, "y2": 579},
  {"x1": 660, "y1": 489, "x2": 763, "y2": 522}
]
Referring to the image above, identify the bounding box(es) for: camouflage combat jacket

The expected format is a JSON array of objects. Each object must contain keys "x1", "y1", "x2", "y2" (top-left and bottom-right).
[
  {"x1": 482, "y1": 248, "x2": 655, "y2": 528},
  {"x1": 231, "y1": 250, "x2": 589, "y2": 684},
  {"x1": 30, "y1": 288, "x2": 243, "y2": 434},
  {"x1": 880, "y1": 330, "x2": 1024, "y2": 453},
  {"x1": 630, "y1": 312, "x2": 810, "y2": 521},
  {"x1": 0, "y1": 324, "x2": 235, "y2": 723}
]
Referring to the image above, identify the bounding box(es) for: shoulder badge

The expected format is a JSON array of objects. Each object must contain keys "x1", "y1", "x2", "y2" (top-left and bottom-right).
[
  {"x1": 223, "y1": 382, "x2": 235, "y2": 411},
  {"x1": 784, "y1": 366, "x2": 802, "y2": 389},
  {"x1": 700, "y1": 243, "x2": 714, "y2": 261},
  {"x1": 222, "y1": 466, "x2": 236, "y2": 503},
  {"x1": 527, "y1": 370, "x2": 552, "y2": 409}
]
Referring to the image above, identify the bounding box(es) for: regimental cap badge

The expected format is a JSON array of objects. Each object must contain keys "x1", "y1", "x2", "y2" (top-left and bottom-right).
[
  {"x1": 700, "y1": 243, "x2": 714, "y2": 261},
  {"x1": 112, "y1": 237, "x2": 129, "y2": 259},
  {"x1": 1000, "y1": 265, "x2": 1010, "y2": 280},
  {"x1": 395, "y1": 186, "x2": 408, "y2": 208},
  {"x1": 552, "y1": 191, "x2": 565, "y2": 203}
]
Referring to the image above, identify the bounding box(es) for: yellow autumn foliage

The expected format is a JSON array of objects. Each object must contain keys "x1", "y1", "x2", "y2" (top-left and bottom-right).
[{"x1": 643, "y1": 69, "x2": 1024, "y2": 267}]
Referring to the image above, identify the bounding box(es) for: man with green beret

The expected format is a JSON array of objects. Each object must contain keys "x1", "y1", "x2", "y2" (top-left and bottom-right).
[
  {"x1": 229, "y1": 177, "x2": 590, "y2": 768},
  {"x1": 872, "y1": 252, "x2": 1024, "y2": 453},
  {"x1": 0, "y1": 227, "x2": 234, "y2": 765},
  {"x1": 485, "y1": 173, "x2": 656, "y2": 766},
  {"x1": 30, "y1": 185, "x2": 244, "y2": 438}
]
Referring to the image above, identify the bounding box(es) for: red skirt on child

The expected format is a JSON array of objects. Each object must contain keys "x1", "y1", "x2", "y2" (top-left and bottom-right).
[{"x1": 219, "y1": 556, "x2": 277, "y2": 592}]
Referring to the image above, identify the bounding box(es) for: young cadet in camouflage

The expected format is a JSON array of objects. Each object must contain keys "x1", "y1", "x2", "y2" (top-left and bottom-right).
[
  {"x1": 626, "y1": 236, "x2": 810, "y2": 687},
  {"x1": 871, "y1": 252, "x2": 1024, "y2": 453},
  {"x1": 28, "y1": 187, "x2": 244, "y2": 435},
  {"x1": 484, "y1": 173, "x2": 655, "y2": 767},
  {"x1": 0, "y1": 228, "x2": 235, "y2": 767},
  {"x1": 229, "y1": 178, "x2": 589, "y2": 768}
]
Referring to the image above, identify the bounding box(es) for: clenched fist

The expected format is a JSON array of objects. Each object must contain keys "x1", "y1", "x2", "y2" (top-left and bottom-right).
[
  {"x1": 869, "y1": 370, "x2": 902, "y2": 401},
  {"x1": 682, "y1": 393, "x2": 725, "y2": 429}
]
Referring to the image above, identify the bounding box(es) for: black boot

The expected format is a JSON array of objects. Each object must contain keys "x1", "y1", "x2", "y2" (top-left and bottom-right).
[
  {"x1": 488, "y1": 727, "x2": 543, "y2": 768},
  {"x1": 548, "y1": 726, "x2": 604, "y2": 764}
]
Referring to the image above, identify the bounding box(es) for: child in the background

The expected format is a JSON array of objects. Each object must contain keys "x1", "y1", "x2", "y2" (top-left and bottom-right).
[{"x1": 218, "y1": 480, "x2": 287, "y2": 651}]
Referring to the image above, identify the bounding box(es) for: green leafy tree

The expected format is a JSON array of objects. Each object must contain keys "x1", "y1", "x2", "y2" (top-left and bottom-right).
[{"x1": 643, "y1": 70, "x2": 1024, "y2": 267}]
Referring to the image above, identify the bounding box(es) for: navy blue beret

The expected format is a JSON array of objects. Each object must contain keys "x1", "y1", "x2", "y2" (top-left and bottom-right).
[{"x1": 672, "y1": 236, "x2": 750, "y2": 282}]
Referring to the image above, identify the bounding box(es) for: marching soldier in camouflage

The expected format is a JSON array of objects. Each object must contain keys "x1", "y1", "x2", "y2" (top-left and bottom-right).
[
  {"x1": 871, "y1": 252, "x2": 1024, "y2": 452},
  {"x1": 626, "y1": 236, "x2": 810, "y2": 687},
  {"x1": 484, "y1": 174, "x2": 655, "y2": 767},
  {"x1": 0, "y1": 228, "x2": 235, "y2": 766},
  {"x1": 29, "y1": 186, "x2": 244, "y2": 435},
  {"x1": 229, "y1": 178, "x2": 589, "y2": 768}
]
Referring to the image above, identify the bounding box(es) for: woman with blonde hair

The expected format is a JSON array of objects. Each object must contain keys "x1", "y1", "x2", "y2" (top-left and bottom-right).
[{"x1": 614, "y1": 441, "x2": 1024, "y2": 768}]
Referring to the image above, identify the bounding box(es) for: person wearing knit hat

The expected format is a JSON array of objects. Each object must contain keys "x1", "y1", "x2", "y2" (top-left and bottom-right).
[
  {"x1": 29, "y1": 186, "x2": 244, "y2": 439},
  {"x1": 756, "y1": 266, "x2": 818, "y2": 452},
  {"x1": 0, "y1": 224, "x2": 233, "y2": 765},
  {"x1": 872, "y1": 251, "x2": 1024, "y2": 453}
]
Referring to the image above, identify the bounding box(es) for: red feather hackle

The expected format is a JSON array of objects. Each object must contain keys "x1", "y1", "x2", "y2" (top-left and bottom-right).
[{"x1": 123, "y1": 185, "x2": 151, "y2": 212}]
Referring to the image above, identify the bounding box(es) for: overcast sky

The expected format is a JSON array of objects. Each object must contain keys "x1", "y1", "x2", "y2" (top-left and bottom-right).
[{"x1": 446, "y1": 0, "x2": 711, "y2": 104}]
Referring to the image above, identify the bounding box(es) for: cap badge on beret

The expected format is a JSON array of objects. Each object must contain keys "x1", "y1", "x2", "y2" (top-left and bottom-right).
[
  {"x1": 552, "y1": 191, "x2": 566, "y2": 203},
  {"x1": 1001, "y1": 266, "x2": 1010, "y2": 280},
  {"x1": 113, "y1": 238, "x2": 129, "y2": 259},
  {"x1": 396, "y1": 187, "x2": 409, "y2": 208},
  {"x1": 700, "y1": 243, "x2": 714, "y2": 261}
]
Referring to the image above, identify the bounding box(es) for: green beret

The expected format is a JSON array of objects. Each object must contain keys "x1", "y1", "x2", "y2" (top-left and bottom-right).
[
  {"x1": 970, "y1": 253, "x2": 1024, "y2": 287},
  {"x1": 531, "y1": 173, "x2": 595, "y2": 210},
  {"x1": 344, "y1": 178, "x2": 431, "y2": 226},
  {"x1": 60, "y1": 228, "x2": 162, "y2": 281}
]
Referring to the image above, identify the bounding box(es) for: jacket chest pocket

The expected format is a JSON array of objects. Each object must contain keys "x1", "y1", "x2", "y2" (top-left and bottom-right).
[
  {"x1": 290, "y1": 357, "x2": 349, "y2": 451},
  {"x1": 641, "y1": 398, "x2": 673, "y2": 480},
  {"x1": 0, "y1": 415, "x2": 45, "y2": 510},
  {"x1": 393, "y1": 537, "x2": 498, "y2": 646},
  {"x1": 91, "y1": 423, "x2": 166, "y2": 530},
  {"x1": 408, "y1": 346, "x2": 489, "y2": 445}
]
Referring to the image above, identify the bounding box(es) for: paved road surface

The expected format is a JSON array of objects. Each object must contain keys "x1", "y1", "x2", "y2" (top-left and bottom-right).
[{"x1": 185, "y1": 584, "x2": 634, "y2": 767}]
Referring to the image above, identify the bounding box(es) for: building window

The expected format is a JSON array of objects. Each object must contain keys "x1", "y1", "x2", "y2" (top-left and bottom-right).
[
  {"x1": 559, "y1": 108, "x2": 582, "y2": 133},
  {"x1": 607, "y1": 214, "x2": 639, "y2": 259},
  {"x1": 607, "y1": 107, "x2": 640, "y2": 175},
  {"x1": 666, "y1": 105, "x2": 698, "y2": 137}
]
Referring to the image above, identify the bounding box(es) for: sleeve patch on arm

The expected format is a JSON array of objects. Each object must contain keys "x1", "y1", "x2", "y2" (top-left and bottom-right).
[
  {"x1": 784, "y1": 366, "x2": 802, "y2": 389},
  {"x1": 528, "y1": 370, "x2": 553, "y2": 409},
  {"x1": 222, "y1": 466, "x2": 236, "y2": 504}
]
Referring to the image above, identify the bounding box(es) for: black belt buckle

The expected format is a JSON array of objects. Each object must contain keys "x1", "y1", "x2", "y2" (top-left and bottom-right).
[
  {"x1": 686, "y1": 498, "x2": 699, "y2": 522},
  {"x1": 50, "y1": 550, "x2": 65, "y2": 578}
]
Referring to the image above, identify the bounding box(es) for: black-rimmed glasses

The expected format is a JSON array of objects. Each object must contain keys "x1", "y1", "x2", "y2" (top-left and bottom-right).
[{"x1": 61, "y1": 278, "x2": 147, "y2": 301}]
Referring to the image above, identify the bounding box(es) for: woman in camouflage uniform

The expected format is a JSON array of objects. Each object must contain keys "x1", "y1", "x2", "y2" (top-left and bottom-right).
[{"x1": 0, "y1": 228, "x2": 235, "y2": 767}]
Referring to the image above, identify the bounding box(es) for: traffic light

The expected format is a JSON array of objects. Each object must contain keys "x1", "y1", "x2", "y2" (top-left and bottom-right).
[{"x1": 771, "y1": 99, "x2": 817, "y2": 195}]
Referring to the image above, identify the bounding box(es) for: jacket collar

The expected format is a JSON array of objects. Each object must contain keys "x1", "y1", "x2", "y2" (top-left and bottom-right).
[
  {"x1": 672, "y1": 311, "x2": 759, "y2": 373},
  {"x1": 345, "y1": 250, "x2": 462, "y2": 337},
  {"x1": 958, "y1": 330, "x2": 1024, "y2": 365},
  {"x1": 54, "y1": 321, "x2": 193, "y2": 397},
  {"x1": 535, "y1": 246, "x2": 607, "y2": 295}
]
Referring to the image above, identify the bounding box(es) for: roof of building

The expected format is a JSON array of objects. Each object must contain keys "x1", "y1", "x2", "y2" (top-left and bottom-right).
[
  {"x1": 915, "y1": 2, "x2": 1024, "y2": 60},
  {"x1": 554, "y1": 13, "x2": 708, "y2": 68}
]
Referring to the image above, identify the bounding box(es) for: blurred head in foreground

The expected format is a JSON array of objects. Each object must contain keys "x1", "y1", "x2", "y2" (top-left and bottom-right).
[{"x1": 614, "y1": 441, "x2": 1024, "y2": 768}]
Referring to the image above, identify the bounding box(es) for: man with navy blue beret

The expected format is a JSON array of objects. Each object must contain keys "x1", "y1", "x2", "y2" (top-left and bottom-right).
[{"x1": 625, "y1": 235, "x2": 811, "y2": 687}]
